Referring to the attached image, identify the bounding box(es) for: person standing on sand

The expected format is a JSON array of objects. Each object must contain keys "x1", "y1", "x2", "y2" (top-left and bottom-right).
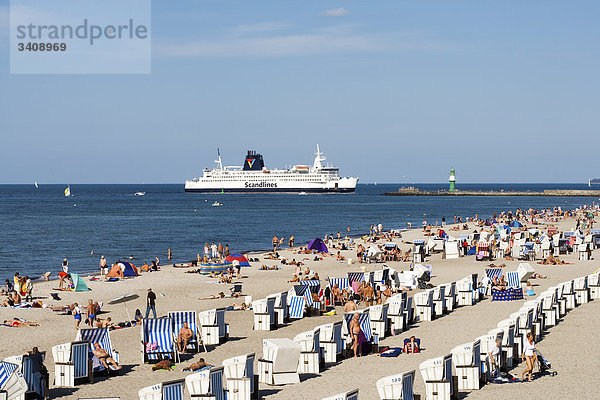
[
  {"x1": 350, "y1": 313, "x2": 362, "y2": 358},
  {"x1": 168, "y1": 248, "x2": 172, "y2": 261},
  {"x1": 62, "y1": 258, "x2": 69, "y2": 274},
  {"x1": 99, "y1": 255, "x2": 107, "y2": 275},
  {"x1": 289, "y1": 235, "x2": 294, "y2": 248},
  {"x1": 86, "y1": 299, "x2": 96, "y2": 327},
  {"x1": 224, "y1": 244, "x2": 230, "y2": 257},
  {"x1": 146, "y1": 288, "x2": 157, "y2": 318},
  {"x1": 272, "y1": 235, "x2": 278, "y2": 252},
  {"x1": 73, "y1": 303, "x2": 82, "y2": 329},
  {"x1": 210, "y1": 242, "x2": 218, "y2": 259},
  {"x1": 521, "y1": 332, "x2": 537, "y2": 382}
]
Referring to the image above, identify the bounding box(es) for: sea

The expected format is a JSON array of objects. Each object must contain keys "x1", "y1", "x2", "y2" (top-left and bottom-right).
[{"x1": 0, "y1": 183, "x2": 597, "y2": 281}]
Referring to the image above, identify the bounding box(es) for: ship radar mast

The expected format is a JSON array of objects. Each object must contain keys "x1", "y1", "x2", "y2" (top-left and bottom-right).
[
  {"x1": 214, "y1": 149, "x2": 223, "y2": 170},
  {"x1": 313, "y1": 144, "x2": 326, "y2": 170}
]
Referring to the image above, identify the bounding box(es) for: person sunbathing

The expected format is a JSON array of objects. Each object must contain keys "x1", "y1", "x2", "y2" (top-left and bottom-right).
[
  {"x1": 199, "y1": 292, "x2": 225, "y2": 300},
  {"x1": 92, "y1": 343, "x2": 121, "y2": 370},
  {"x1": 3, "y1": 319, "x2": 40, "y2": 327},
  {"x1": 177, "y1": 322, "x2": 194, "y2": 353},
  {"x1": 96, "y1": 317, "x2": 114, "y2": 329},
  {"x1": 288, "y1": 275, "x2": 299, "y2": 283},
  {"x1": 492, "y1": 274, "x2": 507, "y2": 291},
  {"x1": 152, "y1": 359, "x2": 175, "y2": 371},
  {"x1": 183, "y1": 358, "x2": 210, "y2": 371},
  {"x1": 231, "y1": 302, "x2": 247, "y2": 310},
  {"x1": 403, "y1": 336, "x2": 420, "y2": 353},
  {"x1": 336, "y1": 251, "x2": 345, "y2": 261}
]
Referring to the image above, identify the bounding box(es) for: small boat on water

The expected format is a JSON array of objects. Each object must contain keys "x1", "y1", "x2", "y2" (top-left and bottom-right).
[
  {"x1": 134, "y1": 192, "x2": 145, "y2": 196},
  {"x1": 34, "y1": 181, "x2": 38, "y2": 189},
  {"x1": 212, "y1": 201, "x2": 223, "y2": 207},
  {"x1": 298, "y1": 191, "x2": 307, "y2": 195},
  {"x1": 64, "y1": 185, "x2": 71, "y2": 197}
]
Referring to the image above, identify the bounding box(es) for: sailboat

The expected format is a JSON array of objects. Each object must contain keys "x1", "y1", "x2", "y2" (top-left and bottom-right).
[
  {"x1": 34, "y1": 181, "x2": 38, "y2": 188},
  {"x1": 64, "y1": 185, "x2": 71, "y2": 197}
]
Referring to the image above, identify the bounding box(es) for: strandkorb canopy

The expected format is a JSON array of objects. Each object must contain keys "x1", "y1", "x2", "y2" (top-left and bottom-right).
[
  {"x1": 307, "y1": 238, "x2": 328, "y2": 253},
  {"x1": 225, "y1": 253, "x2": 251, "y2": 267},
  {"x1": 510, "y1": 220, "x2": 524, "y2": 228}
]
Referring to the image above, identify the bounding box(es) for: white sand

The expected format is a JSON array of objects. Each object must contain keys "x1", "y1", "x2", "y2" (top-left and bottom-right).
[{"x1": 1, "y1": 215, "x2": 598, "y2": 399}]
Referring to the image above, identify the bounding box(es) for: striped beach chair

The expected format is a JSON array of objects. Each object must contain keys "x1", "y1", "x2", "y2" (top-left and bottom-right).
[
  {"x1": 476, "y1": 242, "x2": 490, "y2": 260},
  {"x1": 294, "y1": 285, "x2": 314, "y2": 306},
  {"x1": 169, "y1": 311, "x2": 203, "y2": 353},
  {"x1": 343, "y1": 310, "x2": 372, "y2": 345},
  {"x1": 328, "y1": 278, "x2": 350, "y2": 291},
  {"x1": 322, "y1": 388, "x2": 359, "y2": 400},
  {"x1": 506, "y1": 271, "x2": 520, "y2": 289},
  {"x1": 485, "y1": 268, "x2": 502, "y2": 282},
  {"x1": 288, "y1": 296, "x2": 306, "y2": 319},
  {"x1": 77, "y1": 328, "x2": 120, "y2": 372},
  {"x1": 222, "y1": 354, "x2": 257, "y2": 400},
  {"x1": 3, "y1": 352, "x2": 49, "y2": 400},
  {"x1": 139, "y1": 379, "x2": 185, "y2": 400},
  {"x1": 142, "y1": 317, "x2": 178, "y2": 363},
  {"x1": 0, "y1": 361, "x2": 27, "y2": 400},
  {"x1": 185, "y1": 367, "x2": 225, "y2": 400}
]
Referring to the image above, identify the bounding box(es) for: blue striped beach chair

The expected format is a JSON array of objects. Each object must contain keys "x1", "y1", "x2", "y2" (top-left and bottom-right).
[
  {"x1": 77, "y1": 328, "x2": 119, "y2": 372},
  {"x1": 139, "y1": 379, "x2": 185, "y2": 400},
  {"x1": 329, "y1": 278, "x2": 350, "y2": 291},
  {"x1": 322, "y1": 388, "x2": 359, "y2": 400},
  {"x1": 294, "y1": 285, "x2": 314, "y2": 306},
  {"x1": 506, "y1": 271, "x2": 520, "y2": 289},
  {"x1": 343, "y1": 311, "x2": 372, "y2": 345},
  {"x1": 485, "y1": 268, "x2": 502, "y2": 282},
  {"x1": 289, "y1": 296, "x2": 306, "y2": 319},
  {"x1": 169, "y1": 311, "x2": 203, "y2": 354},
  {"x1": 142, "y1": 317, "x2": 178, "y2": 363},
  {"x1": 0, "y1": 361, "x2": 27, "y2": 399},
  {"x1": 185, "y1": 366, "x2": 225, "y2": 400}
]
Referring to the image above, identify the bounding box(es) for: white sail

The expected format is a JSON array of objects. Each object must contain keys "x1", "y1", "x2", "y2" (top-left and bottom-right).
[{"x1": 34, "y1": 181, "x2": 38, "y2": 188}]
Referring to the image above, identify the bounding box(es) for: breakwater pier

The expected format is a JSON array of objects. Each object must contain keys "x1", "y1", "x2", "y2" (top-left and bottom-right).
[{"x1": 382, "y1": 187, "x2": 600, "y2": 197}]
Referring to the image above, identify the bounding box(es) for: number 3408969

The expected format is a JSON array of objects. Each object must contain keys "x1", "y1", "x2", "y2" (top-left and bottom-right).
[{"x1": 17, "y1": 42, "x2": 67, "y2": 51}]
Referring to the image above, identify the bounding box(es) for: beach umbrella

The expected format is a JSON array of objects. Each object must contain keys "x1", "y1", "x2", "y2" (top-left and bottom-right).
[
  {"x1": 225, "y1": 253, "x2": 251, "y2": 267},
  {"x1": 307, "y1": 238, "x2": 328, "y2": 253},
  {"x1": 108, "y1": 293, "x2": 139, "y2": 321}
]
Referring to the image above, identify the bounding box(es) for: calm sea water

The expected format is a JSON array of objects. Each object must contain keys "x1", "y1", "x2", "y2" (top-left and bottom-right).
[{"x1": 0, "y1": 183, "x2": 597, "y2": 281}]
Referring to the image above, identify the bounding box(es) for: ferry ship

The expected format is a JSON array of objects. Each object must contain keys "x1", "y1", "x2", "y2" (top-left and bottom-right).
[{"x1": 185, "y1": 145, "x2": 358, "y2": 193}]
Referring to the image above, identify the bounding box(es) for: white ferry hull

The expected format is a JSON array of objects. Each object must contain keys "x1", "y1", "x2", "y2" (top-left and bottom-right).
[{"x1": 185, "y1": 177, "x2": 358, "y2": 193}]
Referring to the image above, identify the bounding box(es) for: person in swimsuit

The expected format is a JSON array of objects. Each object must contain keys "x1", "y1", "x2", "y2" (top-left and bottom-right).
[
  {"x1": 403, "y1": 336, "x2": 420, "y2": 353},
  {"x1": 86, "y1": 299, "x2": 96, "y2": 327},
  {"x1": 73, "y1": 303, "x2": 82, "y2": 329},
  {"x1": 350, "y1": 313, "x2": 362, "y2": 358},
  {"x1": 92, "y1": 343, "x2": 121, "y2": 370},
  {"x1": 177, "y1": 322, "x2": 193, "y2": 353},
  {"x1": 521, "y1": 332, "x2": 537, "y2": 382}
]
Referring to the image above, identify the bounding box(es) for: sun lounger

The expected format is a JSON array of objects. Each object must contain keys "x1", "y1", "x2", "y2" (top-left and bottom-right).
[
  {"x1": 420, "y1": 354, "x2": 453, "y2": 400},
  {"x1": 497, "y1": 319, "x2": 516, "y2": 369},
  {"x1": 141, "y1": 317, "x2": 178, "y2": 363},
  {"x1": 317, "y1": 322, "x2": 343, "y2": 364},
  {"x1": 267, "y1": 292, "x2": 288, "y2": 325},
  {"x1": 52, "y1": 341, "x2": 92, "y2": 387},
  {"x1": 294, "y1": 328, "x2": 321, "y2": 374},
  {"x1": 185, "y1": 366, "x2": 225, "y2": 400},
  {"x1": 322, "y1": 389, "x2": 359, "y2": 400},
  {"x1": 443, "y1": 241, "x2": 460, "y2": 260},
  {"x1": 0, "y1": 361, "x2": 27, "y2": 400},
  {"x1": 368, "y1": 304, "x2": 389, "y2": 339},
  {"x1": 252, "y1": 298, "x2": 277, "y2": 330},
  {"x1": 139, "y1": 379, "x2": 185, "y2": 400},
  {"x1": 517, "y1": 263, "x2": 534, "y2": 283},
  {"x1": 456, "y1": 277, "x2": 475, "y2": 307},
  {"x1": 522, "y1": 300, "x2": 543, "y2": 341},
  {"x1": 222, "y1": 354, "x2": 258, "y2": 400},
  {"x1": 76, "y1": 328, "x2": 120, "y2": 375},
  {"x1": 377, "y1": 370, "x2": 415, "y2": 400},
  {"x1": 540, "y1": 289, "x2": 558, "y2": 328},
  {"x1": 169, "y1": 311, "x2": 203, "y2": 354},
  {"x1": 199, "y1": 308, "x2": 228, "y2": 346},
  {"x1": 510, "y1": 309, "x2": 532, "y2": 358},
  {"x1": 414, "y1": 291, "x2": 434, "y2": 322},
  {"x1": 451, "y1": 340, "x2": 482, "y2": 391},
  {"x1": 258, "y1": 338, "x2": 301, "y2": 386},
  {"x1": 574, "y1": 276, "x2": 589, "y2": 305},
  {"x1": 477, "y1": 330, "x2": 504, "y2": 380},
  {"x1": 403, "y1": 295, "x2": 414, "y2": 325},
  {"x1": 476, "y1": 242, "x2": 490, "y2": 261}
]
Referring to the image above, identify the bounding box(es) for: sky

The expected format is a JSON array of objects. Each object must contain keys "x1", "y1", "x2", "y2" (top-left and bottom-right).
[{"x1": 1, "y1": 0, "x2": 599, "y2": 184}]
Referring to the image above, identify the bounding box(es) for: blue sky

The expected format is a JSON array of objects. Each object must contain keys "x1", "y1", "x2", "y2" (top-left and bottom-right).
[{"x1": 1, "y1": 1, "x2": 599, "y2": 183}]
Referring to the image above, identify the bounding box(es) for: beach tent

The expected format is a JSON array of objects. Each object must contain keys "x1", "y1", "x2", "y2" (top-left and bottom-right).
[
  {"x1": 307, "y1": 238, "x2": 328, "y2": 253},
  {"x1": 510, "y1": 220, "x2": 523, "y2": 228},
  {"x1": 225, "y1": 253, "x2": 251, "y2": 267},
  {"x1": 106, "y1": 261, "x2": 138, "y2": 278},
  {"x1": 70, "y1": 273, "x2": 89, "y2": 292}
]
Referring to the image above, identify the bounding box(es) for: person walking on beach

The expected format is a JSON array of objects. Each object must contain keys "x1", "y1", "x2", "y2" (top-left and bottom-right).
[
  {"x1": 272, "y1": 235, "x2": 278, "y2": 252},
  {"x1": 168, "y1": 248, "x2": 172, "y2": 261},
  {"x1": 289, "y1": 235, "x2": 294, "y2": 248},
  {"x1": 218, "y1": 243, "x2": 224, "y2": 257},
  {"x1": 146, "y1": 288, "x2": 157, "y2": 318},
  {"x1": 73, "y1": 302, "x2": 82, "y2": 329},
  {"x1": 350, "y1": 313, "x2": 362, "y2": 358},
  {"x1": 521, "y1": 332, "x2": 537, "y2": 382}
]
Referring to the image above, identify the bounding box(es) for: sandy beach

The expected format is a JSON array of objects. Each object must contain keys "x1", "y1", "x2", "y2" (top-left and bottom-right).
[{"x1": 1, "y1": 214, "x2": 599, "y2": 399}]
